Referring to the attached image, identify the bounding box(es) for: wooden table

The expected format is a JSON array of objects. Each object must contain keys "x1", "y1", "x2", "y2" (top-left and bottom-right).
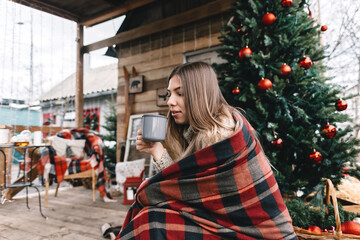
[{"x1": 0, "y1": 144, "x2": 50, "y2": 218}]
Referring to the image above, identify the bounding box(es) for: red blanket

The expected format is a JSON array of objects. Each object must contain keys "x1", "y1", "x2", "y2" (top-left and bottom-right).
[
  {"x1": 117, "y1": 112, "x2": 296, "y2": 240},
  {"x1": 37, "y1": 128, "x2": 110, "y2": 198}
]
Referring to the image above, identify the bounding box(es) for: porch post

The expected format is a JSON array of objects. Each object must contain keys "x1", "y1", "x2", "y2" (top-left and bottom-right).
[{"x1": 75, "y1": 23, "x2": 84, "y2": 128}]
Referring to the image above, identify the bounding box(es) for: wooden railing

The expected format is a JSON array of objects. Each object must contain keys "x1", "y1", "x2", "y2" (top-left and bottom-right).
[{"x1": 8, "y1": 125, "x2": 71, "y2": 135}]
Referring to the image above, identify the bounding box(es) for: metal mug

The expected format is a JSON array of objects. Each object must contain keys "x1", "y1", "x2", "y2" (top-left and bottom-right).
[{"x1": 141, "y1": 114, "x2": 167, "y2": 142}]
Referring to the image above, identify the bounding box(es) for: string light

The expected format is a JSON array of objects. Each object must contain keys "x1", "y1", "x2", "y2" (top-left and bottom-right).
[
  {"x1": 1, "y1": 0, "x2": 9, "y2": 99},
  {"x1": 10, "y1": 1, "x2": 16, "y2": 132}
]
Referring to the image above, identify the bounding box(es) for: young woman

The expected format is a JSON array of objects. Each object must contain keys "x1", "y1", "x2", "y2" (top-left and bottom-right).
[
  {"x1": 117, "y1": 62, "x2": 296, "y2": 240},
  {"x1": 136, "y1": 62, "x2": 238, "y2": 171}
]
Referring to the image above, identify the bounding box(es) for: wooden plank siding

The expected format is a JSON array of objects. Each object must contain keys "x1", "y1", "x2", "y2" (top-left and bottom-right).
[{"x1": 116, "y1": 13, "x2": 227, "y2": 160}]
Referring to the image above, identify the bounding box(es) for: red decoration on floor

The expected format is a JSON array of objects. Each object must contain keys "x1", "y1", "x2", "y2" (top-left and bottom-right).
[
  {"x1": 262, "y1": 13, "x2": 276, "y2": 26},
  {"x1": 309, "y1": 150, "x2": 322, "y2": 164},
  {"x1": 335, "y1": 99, "x2": 347, "y2": 111},
  {"x1": 279, "y1": 63, "x2": 292, "y2": 76},
  {"x1": 299, "y1": 56, "x2": 312, "y2": 69},
  {"x1": 321, "y1": 124, "x2": 337, "y2": 139},
  {"x1": 307, "y1": 225, "x2": 322, "y2": 233},
  {"x1": 341, "y1": 221, "x2": 360, "y2": 235},
  {"x1": 123, "y1": 169, "x2": 145, "y2": 205},
  {"x1": 239, "y1": 47, "x2": 252, "y2": 59},
  {"x1": 257, "y1": 78, "x2": 273, "y2": 91},
  {"x1": 307, "y1": 226, "x2": 322, "y2": 233},
  {"x1": 321, "y1": 25, "x2": 328, "y2": 31}
]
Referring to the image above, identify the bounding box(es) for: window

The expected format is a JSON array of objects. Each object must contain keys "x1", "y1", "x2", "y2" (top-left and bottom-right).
[{"x1": 184, "y1": 46, "x2": 227, "y2": 64}]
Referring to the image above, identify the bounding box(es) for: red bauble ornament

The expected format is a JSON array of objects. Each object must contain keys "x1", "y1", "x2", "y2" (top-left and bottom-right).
[
  {"x1": 281, "y1": 0, "x2": 293, "y2": 7},
  {"x1": 341, "y1": 221, "x2": 360, "y2": 235},
  {"x1": 299, "y1": 56, "x2": 312, "y2": 69},
  {"x1": 309, "y1": 150, "x2": 322, "y2": 164},
  {"x1": 307, "y1": 225, "x2": 322, "y2": 233},
  {"x1": 257, "y1": 78, "x2": 273, "y2": 91},
  {"x1": 321, "y1": 124, "x2": 337, "y2": 139},
  {"x1": 232, "y1": 87, "x2": 240, "y2": 95},
  {"x1": 279, "y1": 63, "x2": 291, "y2": 76},
  {"x1": 239, "y1": 47, "x2": 252, "y2": 59},
  {"x1": 321, "y1": 25, "x2": 328, "y2": 31},
  {"x1": 271, "y1": 138, "x2": 283, "y2": 148},
  {"x1": 262, "y1": 13, "x2": 276, "y2": 26},
  {"x1": 335, "y1": 99, "x2": 347, "y2": 111}
]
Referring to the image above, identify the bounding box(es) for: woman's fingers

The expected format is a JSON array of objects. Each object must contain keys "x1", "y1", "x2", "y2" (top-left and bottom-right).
[
  {"x1": 136, "y1": 138, "x2": 154, "y2": 153},
  {"x1": 136, "y1": 127, "x2": 158, "y2": 154}
]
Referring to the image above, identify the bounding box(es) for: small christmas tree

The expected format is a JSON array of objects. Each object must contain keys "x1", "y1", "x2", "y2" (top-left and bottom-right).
[
  {"x1": 216, "y1": 0, "x2": 360, "y2": 197},
  {"x1": 102, "y1": 99, "x2": 117, "y2": 175}
]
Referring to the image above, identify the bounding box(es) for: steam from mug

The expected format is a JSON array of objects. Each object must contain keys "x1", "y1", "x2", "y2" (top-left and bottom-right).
[{"x1": 142, "y1": 114, "x2": 167, "y2": 142}]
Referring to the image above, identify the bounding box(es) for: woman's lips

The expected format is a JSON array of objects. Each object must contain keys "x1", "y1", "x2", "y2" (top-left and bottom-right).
[{"x1": 171, "y1": 111, "x2": 180, "y2": 117}]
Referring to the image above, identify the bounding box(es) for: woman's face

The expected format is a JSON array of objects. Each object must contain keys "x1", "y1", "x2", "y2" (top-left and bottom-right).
[{"x1": 167, "y1": 75, "x2": 188, "y2": 125}]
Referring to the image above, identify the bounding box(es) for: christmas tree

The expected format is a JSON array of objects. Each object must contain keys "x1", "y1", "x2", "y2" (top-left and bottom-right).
[
  {"x1": 216, "y1": 0, "x2": 360, "y2": 197},
  {"x1": 102, "y1": 99, "x2": 117, "y2": 175}
]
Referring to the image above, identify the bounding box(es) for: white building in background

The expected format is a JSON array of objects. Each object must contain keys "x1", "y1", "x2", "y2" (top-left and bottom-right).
[
  {"x1": 340, "y1": 83, "x2": 360, "y2": 163},
  {"x1": 39, "y1": 63, "x2": 117, "y2": 135},
  {"x1": 341, "y1": 84, "x2": 360, "y2": 139}
]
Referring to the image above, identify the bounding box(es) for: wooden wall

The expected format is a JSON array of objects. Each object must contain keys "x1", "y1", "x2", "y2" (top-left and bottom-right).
[{"x1": 116, "y1": 13, "x2": 227, "y2": 161}]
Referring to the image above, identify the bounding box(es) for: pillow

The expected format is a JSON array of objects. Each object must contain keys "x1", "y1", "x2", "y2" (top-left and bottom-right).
[
  {"x1": 116, "y1": 158, "x2": 145, "y2": 185},
  {"x1": 52, "y1": 136, "x2": 86, "y2": 158}
]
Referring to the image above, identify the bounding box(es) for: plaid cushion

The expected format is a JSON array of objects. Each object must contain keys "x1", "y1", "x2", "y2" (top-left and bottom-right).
[{"x1": 116, "y1": 112, "x2": 297, "y2": 240}]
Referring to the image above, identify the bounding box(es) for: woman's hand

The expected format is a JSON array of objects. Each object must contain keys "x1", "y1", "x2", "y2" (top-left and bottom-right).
[{"x1": 136, "y1": 129, "x2": 164, "y2": 161}]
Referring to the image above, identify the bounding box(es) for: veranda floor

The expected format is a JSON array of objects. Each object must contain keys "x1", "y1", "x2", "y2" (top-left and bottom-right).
[{"x1": 0, "y1": 186, "x2": 130, "y2": 240}]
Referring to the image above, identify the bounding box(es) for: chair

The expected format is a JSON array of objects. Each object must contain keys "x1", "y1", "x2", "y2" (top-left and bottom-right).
[
  {"x1": 42, "y1": 128, "x2": 108, "y2": 207},
  {"x1": 45, "y1": 168, "x2": 96, "y2": 207}
]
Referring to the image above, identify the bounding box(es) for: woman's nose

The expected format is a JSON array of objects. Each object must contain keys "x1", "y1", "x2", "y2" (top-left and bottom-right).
[{"x1": 167, "y1": 95, "x2": 175, "y2": 106}]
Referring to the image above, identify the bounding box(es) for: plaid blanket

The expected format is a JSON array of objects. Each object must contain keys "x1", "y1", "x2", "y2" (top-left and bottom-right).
[
  {"x1": 117, "y1": 112, "x2": 297, "y2": 240},
  {"x1": 37, "y1": 128, "x2": 110, "y2": 198}
]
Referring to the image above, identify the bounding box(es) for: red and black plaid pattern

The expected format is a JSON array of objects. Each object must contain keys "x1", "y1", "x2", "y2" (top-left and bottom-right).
[
  {"x1": 38, "y1": 128, "x2": 110, "y2": 198},
  {"x1": 117, "y1": 112, "x2": 297, "y2": 240}
]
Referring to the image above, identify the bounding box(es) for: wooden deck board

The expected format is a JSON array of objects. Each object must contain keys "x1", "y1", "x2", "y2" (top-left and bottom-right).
[{"x1": 0, "y1": 186, "x2": 130, "y2": 239}]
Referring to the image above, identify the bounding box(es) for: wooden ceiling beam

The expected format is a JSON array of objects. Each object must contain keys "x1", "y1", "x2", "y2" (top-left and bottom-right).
[
  {"x1": 80, "y1": 0, "x2": 157, "y2": 27},
  {"x1": 82, "y1": 0, "x2": 232, "y2": 53},
  {"x1": 10, "y1": 0, "x2": 79, "y2": 22}
]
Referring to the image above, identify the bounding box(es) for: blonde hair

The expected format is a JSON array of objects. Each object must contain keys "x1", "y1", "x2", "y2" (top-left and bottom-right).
[{"x1": 165, "y1": 62, "x2": 236, "y2": 161}]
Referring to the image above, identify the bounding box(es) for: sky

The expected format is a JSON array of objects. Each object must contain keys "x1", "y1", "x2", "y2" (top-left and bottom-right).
[
  {"x1": 0, "y1": 0, "x2": 124, "y2": 103},
  {"x1": 0, "y1": 0, "x2": 359, "y2": 103}
]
